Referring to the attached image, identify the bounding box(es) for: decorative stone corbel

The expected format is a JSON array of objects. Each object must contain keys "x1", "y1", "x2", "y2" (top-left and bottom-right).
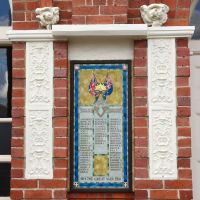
[
  {"x1": 35, "y1": 7, "x2": 59, "y2": 30},
  {"x1": 140, "y1": 4, "x2": 169, "y2": 27}
]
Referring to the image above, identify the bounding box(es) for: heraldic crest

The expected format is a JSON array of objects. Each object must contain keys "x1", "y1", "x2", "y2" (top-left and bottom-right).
[{"x1": 88, "y1": 72, "x2": 113, "y2": 117}]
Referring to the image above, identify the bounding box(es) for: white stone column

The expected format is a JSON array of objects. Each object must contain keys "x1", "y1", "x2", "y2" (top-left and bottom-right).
[
  {"x1": 7, "y1": 30, "x2": 55, "y2": 179},
  {"x1": 148, "y1": 36, "x2": 177, "y2": 179},
  {"x1": 147, "y1": 27, "x2": 194, "y2": 180},
  {"x1": 25, "y1": 41, "x2": 54, "y2": 179}
]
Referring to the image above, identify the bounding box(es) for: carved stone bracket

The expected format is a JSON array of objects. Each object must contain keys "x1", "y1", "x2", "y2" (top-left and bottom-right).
[
  {"x1": 25, "y1": 42, "x2": 53, "y2": 179},
  {"x1": 35, "y1": 7, "x2": 59, "y2": 30},
  {"x1": 148, "y1": 38, "x2": 177, "y2": 179},
  {"x1": 140, "y1": 4, "x2": 169, "y2": 27}
]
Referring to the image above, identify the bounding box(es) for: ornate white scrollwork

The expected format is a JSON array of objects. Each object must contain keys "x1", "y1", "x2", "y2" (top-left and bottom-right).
[
  {"x1": 140, "y1": 4, "x2": 169, "y2": 27},
  {"x1": 150, "y1": 110, "x2": 176, "y2": 178},
  {"x1": 25, "y1": 42, "x2": 53, "y2": 179},
  {"x1": 35, "y1": 7, "x2": 59, "y2": 30},
  {"x1": 150, "y1": 39, "x2": 174, "y2": 105},
  {"x1": 27, "y1": 42, "x2": 52, "y2": 104},
  {"x1": 26, "y1": 110, "x2": 52, "y2": 178},
  {"x1": 148, "y1": 38, "x2": 177, "y2": 179}
]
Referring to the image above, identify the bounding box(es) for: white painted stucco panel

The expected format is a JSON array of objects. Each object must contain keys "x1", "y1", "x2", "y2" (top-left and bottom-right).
[
  {"x1": 148, "y1": 38, "x2": 177, "y2": 179},
  {"x1": 25, "y1": 42, "x2": 53, "y2": 179},
  {"x1": 69, "y1": 37, "x2": 133, "y2": 60},
  {"x1": 189, "y1": 40, "x2": 200, "y2": 200}
]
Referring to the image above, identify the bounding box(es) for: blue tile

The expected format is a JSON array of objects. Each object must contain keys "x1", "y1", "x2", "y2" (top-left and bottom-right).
[{"x1": 73, "y1": 63, "x2": 129, "y2": 188}]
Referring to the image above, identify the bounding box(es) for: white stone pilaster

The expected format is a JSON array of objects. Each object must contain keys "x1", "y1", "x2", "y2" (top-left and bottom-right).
[
  {"x1": 148, "y1": 38, "x2": 177, "y2": 179},
  {"x1": 25, "y1": 42, "x2": 53, "y2": 179}
]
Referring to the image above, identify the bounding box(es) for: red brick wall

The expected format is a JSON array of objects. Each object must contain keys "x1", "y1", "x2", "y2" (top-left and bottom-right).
[
  {"x1": 133, "y1": 40, "x2": 148, "y2": 199},
  {"x1": 53, "y1": 42, "x2": 69, "y2": 199},
  {"x1": 72, "y1": 0, "x2": 128, "y2": 24},
  {"x1": 11, "y1": 42, "x2": 25, "y2": 200},
  {"x1": 176, "y1": 39, "x2": 192, "y2": 200},
  {"x1": 13, "y1": 0, "x2": 191, "y2": 29},
  {"x1": 13, "y1": 1, "x2": 40, "y2": 30},
  {"x1": 12, "y1": 0, "x2": 191, "y2": 30},
  {"x1": 11, "y1": 0, "x2": 193, "y2": 199}
]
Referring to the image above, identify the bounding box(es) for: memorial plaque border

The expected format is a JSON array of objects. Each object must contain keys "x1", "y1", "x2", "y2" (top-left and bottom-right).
[{"x1": 70, "y1": 60, "x2": 132, "y2": 192}]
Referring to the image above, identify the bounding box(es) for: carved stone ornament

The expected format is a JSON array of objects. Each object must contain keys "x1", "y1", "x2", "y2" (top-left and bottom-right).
[
  {"x1": 27, "y1": 42, "x2": 52, "y2": 104},
  {"x1": 150, "y1": 109, "x2": 176, "y2": 178},
  {"x1": 140, "y1": 4, "x2": 169, "y2": 27},
  {"x1": 25, "y1": 42, "x2": 53, "y2": 179},
  {"x1": 150, "y1": 39, "x2": 174, "y2": 105},
  {"x1": 26, "y1": 110, "x2": 53, "y2": 178},
  {"x1": 148, "y1": 38, "x2": 177, "y2": 179},
  {"x1": 35, "y1": 7, "x2": 59, "y2": 30}
]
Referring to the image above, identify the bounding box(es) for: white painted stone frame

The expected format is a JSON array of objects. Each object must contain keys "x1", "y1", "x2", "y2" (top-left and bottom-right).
[
  {"x1": 7, "y1": 25, "x2": 194, "y2": 181},
  {"x1": 25, "y1": 42, "x2": 53, "y2": 179}
]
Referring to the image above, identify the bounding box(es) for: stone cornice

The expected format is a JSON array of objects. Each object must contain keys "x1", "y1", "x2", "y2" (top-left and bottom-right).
[
  {"x1": 7, "y1": 30, "x2": 54, "y2": 41},
  {"x1": 147, "y1": 26, "x2": 195, "y2": 38},
  {"x1": 6, "y1": 24, "x2": 195, "y2": 41},
  {"x1": 52, "y1": 24, "x2": 147, "y2": 37}
]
